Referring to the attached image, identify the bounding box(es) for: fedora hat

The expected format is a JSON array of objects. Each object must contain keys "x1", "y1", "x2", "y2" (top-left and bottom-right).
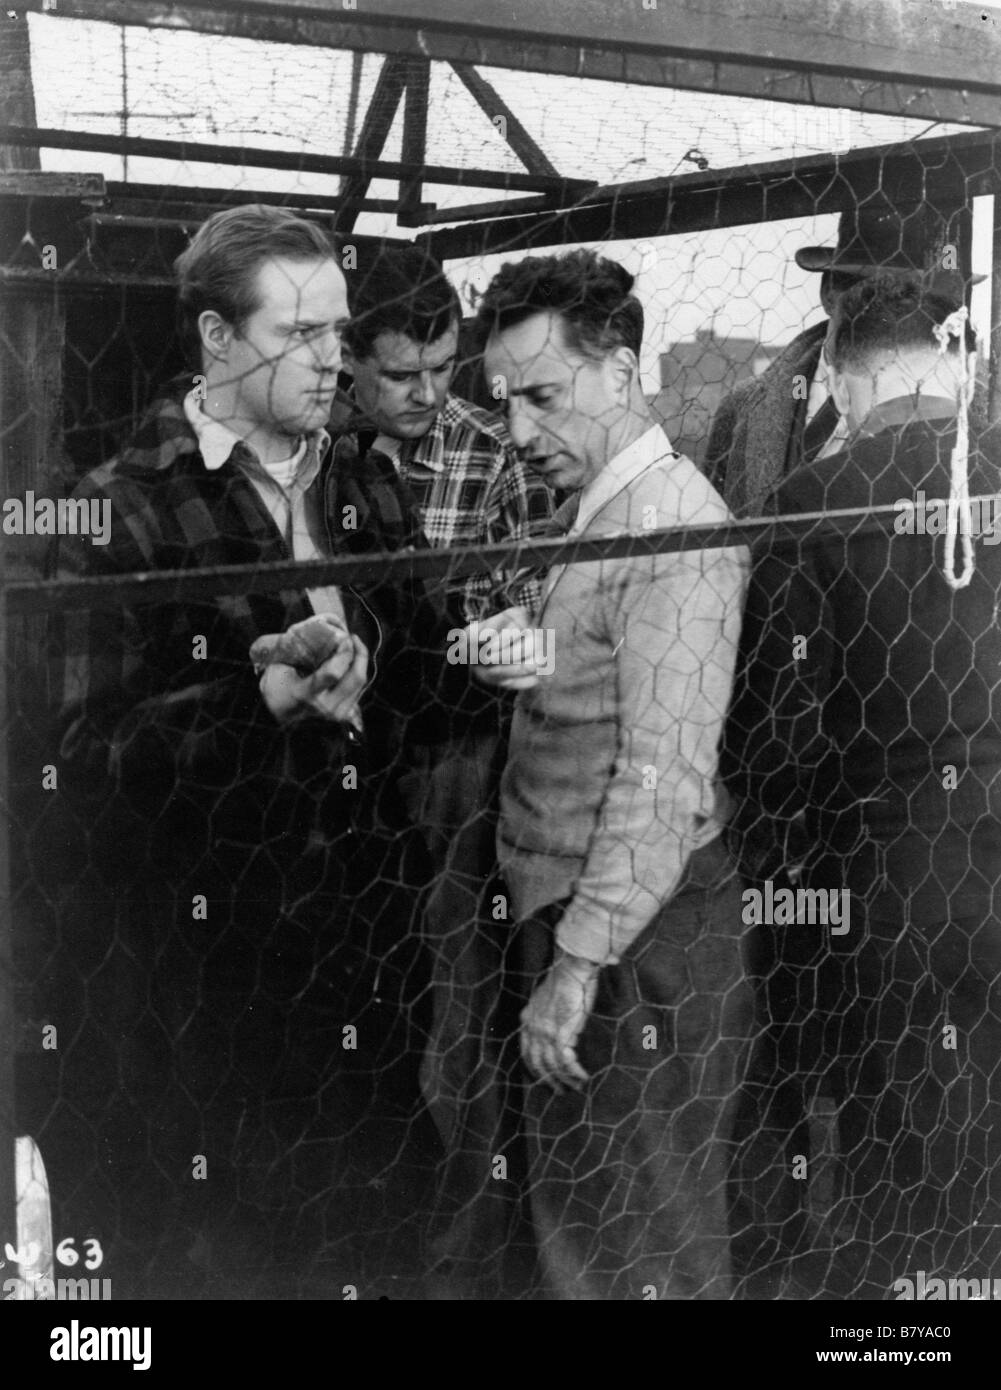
[{"x1": 795, "y1": 201, "x2": 985, "y2": 299}]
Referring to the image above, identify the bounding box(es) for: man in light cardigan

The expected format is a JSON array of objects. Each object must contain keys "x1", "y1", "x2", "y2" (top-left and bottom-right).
[{"x1": 472, "y1": 250, "x2": 752, "y2": 1299}]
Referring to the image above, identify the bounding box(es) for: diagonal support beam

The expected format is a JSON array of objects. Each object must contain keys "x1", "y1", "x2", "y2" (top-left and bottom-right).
[
  {"x1": 449, "y1": 62, "x2": 559, "y2": 180},
  {"x1": 335, "y1": 54, "x2": 409, "y2": 233},
  {"x1": 397, "y1": 58, "x2": 430, "y2": 226}
]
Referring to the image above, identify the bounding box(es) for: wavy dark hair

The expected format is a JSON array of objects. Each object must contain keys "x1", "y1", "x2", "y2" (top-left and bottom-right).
[
  {"x1": 342, "y1": 245, "x2": 462, "y2": 359},
  {"x1": 472, "y1": 248, "x2": 644, "y2": 359}
]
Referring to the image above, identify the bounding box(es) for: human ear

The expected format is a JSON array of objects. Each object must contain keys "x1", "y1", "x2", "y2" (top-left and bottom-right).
[
  {"x1": 198, "y1": 310, "x2": 233, "y2": 362},
  {"x1": 608, "y1": 345, "x2": 638, "y2": 399}
]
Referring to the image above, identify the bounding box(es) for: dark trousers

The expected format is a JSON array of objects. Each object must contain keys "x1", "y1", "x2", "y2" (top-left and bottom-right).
[
  {"x1": 35, "y1": 829, "x2": 359, "y2": 1294},
  {"x1": 732, "y1": 902, "x2": 1001, "y2": 1294},
  {"x1": 401, "y1": 726, "x2": 529, "y2": 1294},
  {"x1": 518, "y1": 837, "x2": 752, "y2": 1300}
]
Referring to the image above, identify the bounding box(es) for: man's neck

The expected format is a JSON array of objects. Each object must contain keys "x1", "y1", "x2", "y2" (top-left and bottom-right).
[
  {"x1": 197, "y1": 375, "x2": 303, "y2": 467},
  {"x1": 870, "y1": 357, "x2": 963, "y2": 413},
  {"x1": 859, "y1": 392, "x2": 959, "y2": 437},
  {"x1": 606, "y1": 407, "x2": 655, "y2": 463}
]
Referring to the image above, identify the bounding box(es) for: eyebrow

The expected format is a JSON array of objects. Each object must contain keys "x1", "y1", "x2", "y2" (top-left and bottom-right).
[
  {"x1": 382, "y1": 353, "x2": 457, "y2": 374},
  {"x1": 280, "y1": 316, "x2": 350, "y2": 331},
  {"x1": 506, "y1": 382, "x2": 561, "y2": 396}
]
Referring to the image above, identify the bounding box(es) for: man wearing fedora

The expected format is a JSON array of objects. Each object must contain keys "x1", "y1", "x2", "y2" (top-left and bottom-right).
[{"x1": 705, "y1": 200, "x2": 976, "y2": 517}]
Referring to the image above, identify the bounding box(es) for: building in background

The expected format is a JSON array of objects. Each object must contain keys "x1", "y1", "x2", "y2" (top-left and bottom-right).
[{"x1": 652, "y1": 328, "x2": 784, "y2": 466}]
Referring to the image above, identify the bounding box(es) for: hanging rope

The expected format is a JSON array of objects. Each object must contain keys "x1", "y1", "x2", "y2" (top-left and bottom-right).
[{"x1": 935, "y1": 305, "x2": 976, "y2": 591}]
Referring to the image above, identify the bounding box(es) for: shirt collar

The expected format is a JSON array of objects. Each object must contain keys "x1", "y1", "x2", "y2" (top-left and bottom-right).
[
  {"x1": 404, "y1": 400, "x2": 450, "y2": 472},
  {"x1": 344, "y1": 387, "x2": 451, "y2": 473},
  {"x1": 857, "y1": 393, "x2": 959, "y2": 439},
  {"x1": 572, "y1": 424, "x2": 675, "y2": 534},
  {"x1": 813, "y1": 343, "x2": 834, "y2": 394},
  {"x1": 182, "y1": 387, "x2": 330, "y2": 478}
]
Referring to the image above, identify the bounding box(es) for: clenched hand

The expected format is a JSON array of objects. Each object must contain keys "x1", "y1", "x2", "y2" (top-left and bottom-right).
[{"x1": 521, "y1": 951, "x2": 600, "y2": 1092}]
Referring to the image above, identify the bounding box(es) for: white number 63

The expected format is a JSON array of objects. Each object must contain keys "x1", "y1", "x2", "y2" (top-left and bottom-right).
[{"x1": 56, "y1": 1237, "x2": 103, "y2": 1270}]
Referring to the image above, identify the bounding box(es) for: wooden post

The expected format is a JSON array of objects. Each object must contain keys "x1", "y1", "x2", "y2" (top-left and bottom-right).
[
  {"x1": 0, "y1": 282, "x2": 69, "y2": 579},
  {"x1": 0, "y1": 539, "x2": 14, "y2": 1258},
  {"x1": 0, "y1": 13, "x2": 40, "y2": 172},
  {"x1": 0, "y1": 7, "x2": 41, "y2": 1255},
  {"x1": 0, "y1": 278, "x2": 68, "y2": 1260},
  {"x1": 990, "y1": 196, "x2": 1001, "y2": 425}
]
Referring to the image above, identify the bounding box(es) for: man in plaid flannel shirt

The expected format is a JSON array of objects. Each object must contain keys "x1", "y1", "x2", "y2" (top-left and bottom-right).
[
  {"x1": 336, "y1": 245, "x2": 553, "y2": 1296},
  {"x1": 44, "y1": 207, "x2": 464, "y2": 1292}
]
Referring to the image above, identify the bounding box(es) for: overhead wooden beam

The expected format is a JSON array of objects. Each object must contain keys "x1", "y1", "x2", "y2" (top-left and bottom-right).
[
  {"x1": 18, "y1": 0, "x2": 1001, "y2": 129},
  {"x1": 0, "y1": 266, "x2": 174, "y2": 291},
  {"x1": 449, "y1": 62, "x2": 559, "y2": 179},
  {"x1": 0, "y1": 171, "x2": 105, "y2": 200},
  {"x1": 101, "y1": 190, "x2": 433, "y2": 221},
  {"x1": 426, "y1": 127, "x2": 1001, "y2": 260},
  {"x1": 106, "y1": 180, "x2": 426, "y2": 212},
  {"x1": 423, "y1": 192, "x2": 566, "y2": 224},
  {"x1": 0, "y1": 125, "x2": 593, "y2": 196}
]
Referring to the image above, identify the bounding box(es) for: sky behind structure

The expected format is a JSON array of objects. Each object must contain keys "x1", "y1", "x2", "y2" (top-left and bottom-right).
[{"x1": 23, "y1": 8, "x2": 997, "y2": 393}]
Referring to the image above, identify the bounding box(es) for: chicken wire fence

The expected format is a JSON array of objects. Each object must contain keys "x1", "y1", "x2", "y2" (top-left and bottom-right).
[{"x1": 1, "y1": 5, "x2": 1001, "y2": 1304}]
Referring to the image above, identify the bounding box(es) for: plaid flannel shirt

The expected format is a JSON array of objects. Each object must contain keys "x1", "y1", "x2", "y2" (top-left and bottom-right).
[
  {"x1": 51, "y1": 375, "x2": 466, "y2": 867},
  {"x1": 333, "y1": 392, "x2": 554, "y2": 622}
]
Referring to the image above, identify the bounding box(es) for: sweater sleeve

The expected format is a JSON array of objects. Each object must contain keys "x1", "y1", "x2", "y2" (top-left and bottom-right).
[{"x1": 554, "y1": 540, "x2": 749, "y2": 965}]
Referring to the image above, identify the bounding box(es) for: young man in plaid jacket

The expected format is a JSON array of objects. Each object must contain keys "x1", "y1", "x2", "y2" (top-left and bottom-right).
[{"x1": 43, "y1": 206, "x2": 463, "y2": 1292}]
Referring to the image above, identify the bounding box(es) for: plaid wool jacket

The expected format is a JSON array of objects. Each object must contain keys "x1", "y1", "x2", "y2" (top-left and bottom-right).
[
  {"x1": 50, "y1": 375, "x2": 467, "y2": 874},
  {"x1": 333, "y1": 392, "x2": 554, "y2": 622}
]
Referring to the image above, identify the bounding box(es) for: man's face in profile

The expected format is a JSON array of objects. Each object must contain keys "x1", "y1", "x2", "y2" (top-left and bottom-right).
[
  {"x1": 345, "y1": 321, "x2": 459, "y2": 441},
  {"x1": 483, "y1": 309, "x2": 627, "y2": 494},
  {"x1": 225, "y1": 255, "x2": 349, "y2": 440}
]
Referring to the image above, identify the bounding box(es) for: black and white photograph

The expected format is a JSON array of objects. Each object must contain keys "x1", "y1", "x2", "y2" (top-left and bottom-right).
[{"x1": 0, "y1": 0, "x2": 999, "y2": 1354}]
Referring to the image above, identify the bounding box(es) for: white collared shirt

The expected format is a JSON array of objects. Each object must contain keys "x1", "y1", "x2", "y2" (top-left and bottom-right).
[
  {"x1": 182, "y1": 388, "x2": 346, "y2": 624},
  {"x1": 569, "y1": 424, "x2": 674, "y2": 537},
  {"x1": 806, "y1": 341, "x2": 850, "y2": 459},
  {"x1": 539, "y1": 425, "x2": 675, "y2": 609}
]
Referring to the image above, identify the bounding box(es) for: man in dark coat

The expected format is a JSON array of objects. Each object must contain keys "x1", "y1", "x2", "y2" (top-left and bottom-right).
[
  {"x1": 704, "y1": 201, "x2": 977, "y2": 517},
  {"x1": 725, "y1": 273, "x2": 1001, "y2": 1296}
]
